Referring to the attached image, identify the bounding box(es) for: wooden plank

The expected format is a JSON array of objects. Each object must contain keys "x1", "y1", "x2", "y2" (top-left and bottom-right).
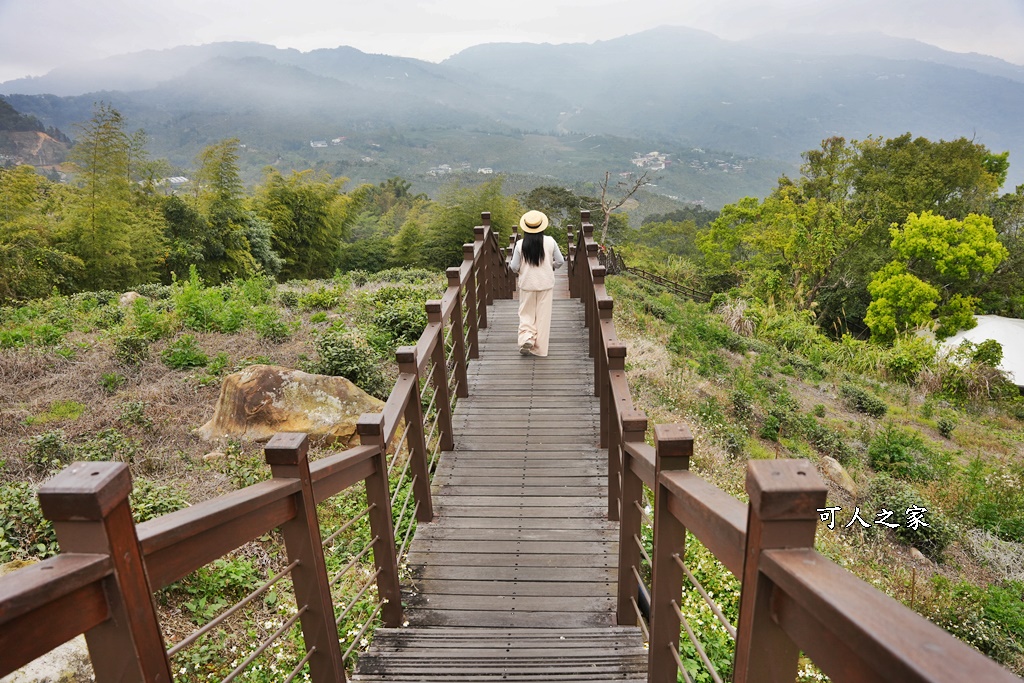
[
  {"x1": 432, "y1": 506, "x2": 607, "y2": 518},
  {"x1": 411, "y1": 540, "x2": 615, "y2": 555},
  {"x1": 409, "y1": 566, "x2": 617, "y2": 582},
  {"x1": 436, "y1": 492, "x2": 609, "y2": 501},
  {"x1": 415, "y1": 527, "x2": 616, "y2": 542},
  {"x1": 405, "y1": 552, "x2": 615, "y2": 568},
  {"x1": 417, "y1": 517, "x2": 615, "y2": 530},
  {"x1": 404, "y1": 610, "x2": 616, "y2": 628},
  {"x1": 404, "y1": 594, "x2": 614, "y2": 612},
  {"x1": 434, "y1": 479, "x2": 605, "y2": 490},
  {"x1": 406, "y1": 579, "x2": 615, "y2": 597}
]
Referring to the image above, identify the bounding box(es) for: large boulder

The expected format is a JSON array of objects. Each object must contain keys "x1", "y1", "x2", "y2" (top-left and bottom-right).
[
  {"x1": 197, "y1": 365, "x2": 384, "y2": 445},
  {"x1": 820, "y1": 456, "x2": 858, "y2": 499}
]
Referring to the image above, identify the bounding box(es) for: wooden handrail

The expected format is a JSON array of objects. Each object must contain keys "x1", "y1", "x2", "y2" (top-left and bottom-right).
[
  {"x1": 0, "y1": 213, "x2": 514, "y2": 682},
  {"x1": 567, "y1": 209, "x2": 1021, "y2": 682}
]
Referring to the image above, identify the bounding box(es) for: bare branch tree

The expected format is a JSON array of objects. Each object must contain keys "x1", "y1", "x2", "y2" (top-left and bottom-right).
[{"x1": 598, "y1": 169, "x2": 651, "y2": 244}]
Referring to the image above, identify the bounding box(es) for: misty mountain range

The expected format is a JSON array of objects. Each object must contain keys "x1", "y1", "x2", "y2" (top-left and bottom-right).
[{"x1": 3, "y1": 26, "x2": 1024, "y2": 203}]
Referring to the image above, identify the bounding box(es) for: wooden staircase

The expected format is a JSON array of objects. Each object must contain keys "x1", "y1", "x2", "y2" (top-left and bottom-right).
[{"x1": 352, "y1": 278, "x2": 648, "y2": 681}]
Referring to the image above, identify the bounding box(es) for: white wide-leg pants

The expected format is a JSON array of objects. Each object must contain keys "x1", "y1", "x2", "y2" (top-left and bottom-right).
[{"x1": 517, "y1": 288, "x2": 553, "y2": 357}]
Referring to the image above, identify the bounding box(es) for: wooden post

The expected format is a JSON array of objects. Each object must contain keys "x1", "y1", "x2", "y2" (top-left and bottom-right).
[
  {"x1": 357, "y1": 413, "x2": 404, "y2": 627},
  {"x1": 480, "y1": 213, "x2": 497, "y2": 306},
  {"x1": 599, "y1": 331, "x2": 620, "y2": 447},
  {"x1": 462, "y1": 243, "x2": 480, "y2": 360},
  {"x1": 733, "y1": 459, "x2": 827, "y2": 683},
  {"x1": 396, "y1": 346, "x2": 435, "y2": 522},
  {"x1": 615, "y1": 409, "x2": 647, "y2": 622},
  {"x1": 647, "y1": 424, "x2": 693, "y2": 683},
  {"x1": 38, "y1": 462, "x2": 172, "y2": 683},
  {"x1": 605, "y1": 341, "x2": 628, "y2": 518},
  {"x1": 567, "y1": 243, "x2": 577, "y2": 297},
  {"x1": 264, "y1": 433, "x2": 347, "y2": 682},
  {"x1": 499, "y1": 247, "x2": 509, "y2": 299},
  {"x1": 426, "y1": 301, "x2": 455, "y2": 451},
  {"x1": 446, "y1": 267, "x2": 471, "y2": 397},
  {"x1": 590, "y1": 266, "x2": 606, "y2": 366},
  {"x1": 585, "y1": 242, "x2": 599, "y2": 346},
  {"x1": 473, "y1": 226, "x2": 490, "y2": 328}
]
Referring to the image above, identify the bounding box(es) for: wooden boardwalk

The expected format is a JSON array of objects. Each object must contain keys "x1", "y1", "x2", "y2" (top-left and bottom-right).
[{"x1": 353, "y1": 272, "x2": 647, "y2": 681}]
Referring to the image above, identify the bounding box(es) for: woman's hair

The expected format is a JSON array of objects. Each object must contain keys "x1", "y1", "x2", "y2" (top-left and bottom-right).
[{"x1": 521, "y1": 232, "x2": 545, "y2": 267}]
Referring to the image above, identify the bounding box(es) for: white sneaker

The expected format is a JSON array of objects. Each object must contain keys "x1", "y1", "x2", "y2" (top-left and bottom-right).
[{"x1": 519, "y1": 340, "x2": 534, "y2": 355}]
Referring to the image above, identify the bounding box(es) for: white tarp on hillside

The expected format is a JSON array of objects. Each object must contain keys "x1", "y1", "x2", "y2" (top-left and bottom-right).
[{"x1": 942, "y1": 315, "x2": 1024, "y2": 386}]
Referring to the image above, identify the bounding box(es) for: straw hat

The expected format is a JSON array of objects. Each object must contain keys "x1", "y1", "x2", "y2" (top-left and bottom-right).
[{"x1": 519, "y1": 210, "x2": 549, "y2": 233}]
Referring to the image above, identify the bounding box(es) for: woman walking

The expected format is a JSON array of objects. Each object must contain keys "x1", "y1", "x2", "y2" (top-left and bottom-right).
[{"x1": 509, "y1": 210, "x2": 565, "y2": 357}]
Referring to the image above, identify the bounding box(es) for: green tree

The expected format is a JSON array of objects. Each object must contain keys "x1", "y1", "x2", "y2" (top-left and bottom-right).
[
  {"x1": 390, "y1": 199, "x2": 431, "y2": 268},
  {"x1": 979, "y1": 184, "x2": 1024, "y2": 316},
  {"x1": 817, "y1": 133, "x2": 1006, "y2": 332},
  {"x1": 866, "y1": 212, "x2": 1007, "y2": 340},
  {"x1": 254, "y1": 169, "x2": 355, "y2": 280},
  {"x1": 864, "y1": 263, "x2": 940, "y2": 342},
  {"x1": 61, "y1": 103, "x2": 165, "y2": 291},
  {"x1": 190, "y1": 139, "x2": 258, "y2": 282},
  {"x1": 0, "y1": 165, "x2": 81, "y2": 301},
  {"x1": 419, "y1": 178, "x2": 522, "y2": 270}
]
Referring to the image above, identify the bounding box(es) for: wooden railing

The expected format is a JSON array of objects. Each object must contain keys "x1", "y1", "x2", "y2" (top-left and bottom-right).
[
  {"x1": 0, "y1": 214, "x2": 513, "y2": 682},
  {"x1": 568, "y1": 211, "x2": 1020, "y2": 683},
  {"x1": 603, "y1": 246, "x2": 710, "y2": 302}
]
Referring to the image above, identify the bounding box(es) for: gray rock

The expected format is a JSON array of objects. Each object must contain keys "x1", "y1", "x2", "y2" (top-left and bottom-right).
[
  {"x1": 820, "y1": 456, "x2": 857, "y2": 498},
  {"x1": 197, "y1": 364, "x2": 385, "y2": 445}
]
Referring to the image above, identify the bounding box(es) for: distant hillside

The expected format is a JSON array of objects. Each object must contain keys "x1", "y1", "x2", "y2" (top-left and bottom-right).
[
  {"x1": 443, "y1": 27, "x2": 1024, "y2": 185},
  {"x1": 3, "y1": 27, "x2": 1023, "y2": 202},
  {"x1": 0, "y1": 97, "x2": 70, "y2": 167}
]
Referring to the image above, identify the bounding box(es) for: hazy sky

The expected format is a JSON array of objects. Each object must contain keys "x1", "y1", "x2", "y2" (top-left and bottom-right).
[{"x1": 2, "y1": 0, "x2": 1023, "y2": 83}]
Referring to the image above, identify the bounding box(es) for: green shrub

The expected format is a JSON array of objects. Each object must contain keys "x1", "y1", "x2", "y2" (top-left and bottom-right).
[
  {"x1": 23, "y1": 430, "x2": 75, "y2": 474},
  {"x1": 937, "y1": 415, "x2": 957, "y2": 438},
  {"x1": 759, "y1": 415, "x2": 781, "y2": 441},
  {"x1": 840, "y1": 383, "x2": 888, "y2": 417},
  {"x1": 277, "y1": 290, "x2": 299, "y2": 308},
  {"x1": 368, "y1": 267, "x2": 441, "y2": 285},
  {"x1": 77, "y1": 428, "x2": 139, "y2": 463},
  {"x1": 885, "y1": 335, "x2": 936, "y2": 383},
  {"x1": 867, "y1": 422, "x2": 946, "y2": 481},
  {"x1": 298, "y1": 286, "x2": 342, "y2": 311},
  {"x1": 130, "y1": 479, "x2": 189, "y2": 523},
  {"x1": 174, "y1": 558, "x2": 260, "y2": 625},
  {"x1": 161, "y1": 334, "x2": 209, "y2": 370},
  {"x1": 251, "y1": 305, "x2": 290, "y2": 342},
  {"x1": 803, "y1": 419, "x2": 855, "y2": 463},
  {"x1": 961, "y1": 457, "x2": 1024, "y2": 542},
  {"x1": 730, "y1": 388, "x2": 754, "y2": 422},
  {"x1": 100, "y1": 372, "x2": 126, "y2": 394},
  {"x1": 237, "y1": 273, "x2": 276, "y2": 305},
  {"x1": 928, "y1": 577, "x2": 1024, "y2": 666},
  {"x1": 127, "y1": 298, "x2": 175, "y2": 341},
  {"x1": 308, "y1": 327, "x2": 390, "y2": 399},
  {"x1": 309, "y1": 311, "x2": 328, "y2": 324},
  {"x1": 367, "y1": 287, "x2": 430, "y2": 352},
  {"x1": 113, "y1": 332, "x2": 151, "y2": 367},
  {"x1": 0, "y1": 482, "x2": 58, "y2": 561},
  {"x1": 867, "y1": 473, "x2": 954, "y2": 561},
  {"x1": 135, "y1": 283, "x2": 173, "y2": 300},
  {"x1": 118, "y1": 401, "x2": 153, "y2": 430},
  {"x1": 972, "y1": 339, "x2": 1004, "y2": 367}
]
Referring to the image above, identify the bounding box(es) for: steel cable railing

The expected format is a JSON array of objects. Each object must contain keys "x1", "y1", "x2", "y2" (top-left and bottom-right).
[{"x1": 166, "y1": 558, "x2": 301, "y2": 658}]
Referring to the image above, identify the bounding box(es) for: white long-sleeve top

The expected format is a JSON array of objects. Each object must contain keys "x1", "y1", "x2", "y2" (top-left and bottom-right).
[{"x1": 510, "y1": 235, "x2": 565, "y2": 291}]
